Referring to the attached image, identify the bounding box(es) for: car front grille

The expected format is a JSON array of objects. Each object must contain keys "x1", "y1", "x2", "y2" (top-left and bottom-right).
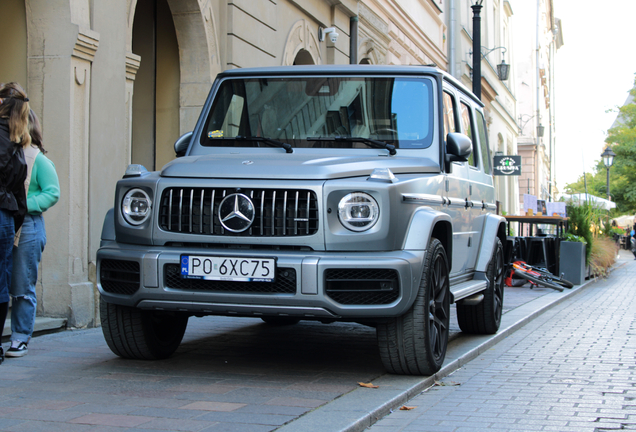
[
  {"x1": 325, "y1": 268, "x2": 400, "y2": 305},
  {"x1": 159, "y1": 187, "x2": 319, "y2": 237},
  {"x1": 100, "y1": 259, "x2": 141, "y2": 295},
  {"x1": 164, "y1": 263, "x2": 297, "y2": 294}
]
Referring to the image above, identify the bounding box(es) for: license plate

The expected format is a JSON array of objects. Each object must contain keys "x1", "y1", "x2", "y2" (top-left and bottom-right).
[{"x1": 180, "y1": 255, "x2": 276, "y2": 282}]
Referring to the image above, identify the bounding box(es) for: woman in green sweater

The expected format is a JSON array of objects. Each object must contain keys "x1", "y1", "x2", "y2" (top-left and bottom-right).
[{"x1": 6, "y1": 110, "x2": 59, "y2": 358}]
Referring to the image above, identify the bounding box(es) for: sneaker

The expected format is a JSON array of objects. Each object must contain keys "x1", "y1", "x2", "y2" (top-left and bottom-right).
[
  {"x1": 5, "y1": 342, "x2": 28, "y2": 358},
  {"x1": 0, "y1": 346, "x2": 4, "y2": 364}
]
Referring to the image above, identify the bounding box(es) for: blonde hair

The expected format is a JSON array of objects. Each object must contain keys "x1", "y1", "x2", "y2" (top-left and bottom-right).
[{"x1": 0, "y1": 82, "x2": 31, "y2": 147}]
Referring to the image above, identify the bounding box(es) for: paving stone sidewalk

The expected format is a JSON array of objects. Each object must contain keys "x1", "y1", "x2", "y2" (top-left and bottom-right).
[{"x1": 367, "y1": 251, "x2": 636, "y2": 432}]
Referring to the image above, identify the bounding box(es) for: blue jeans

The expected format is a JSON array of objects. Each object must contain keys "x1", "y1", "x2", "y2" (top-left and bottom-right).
[
  {"x1": 0, "y1": 209, "x2": 14, "y2": 304},
  {"x1": 10, "y1": 214, "x2": 46, "y2": 343}
]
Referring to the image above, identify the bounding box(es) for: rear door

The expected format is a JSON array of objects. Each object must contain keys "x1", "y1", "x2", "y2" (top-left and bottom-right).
[
  {"x1": 442, "y1": 87, "x2": 471, "y2": 276},
  {"x1": 468, "y1": 107, "x2": 496, "y2": 266},
  {"x1": 458, "y1": 99, "x2": 484, "y2": 271}
]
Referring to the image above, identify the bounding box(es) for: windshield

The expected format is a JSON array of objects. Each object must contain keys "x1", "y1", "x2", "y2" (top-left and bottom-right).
[{"x1": 201, "y1": 76, "x2": 435, "y2": 151}]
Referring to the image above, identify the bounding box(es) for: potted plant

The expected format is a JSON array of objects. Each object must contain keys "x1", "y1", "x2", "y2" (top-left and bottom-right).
[
  {"x1": 559, "y1": 204, "x2": 592, "y2": 284},
  {"x1": 560, "y1": 234, "x2": 587, "y2": 285}
]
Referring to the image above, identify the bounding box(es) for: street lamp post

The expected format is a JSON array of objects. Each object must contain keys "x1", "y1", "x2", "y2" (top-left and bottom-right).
[
  {"x1": 470, "y1": 2, "x2": 509, "y2": 99},
  {"x1": 601, "y1": 146, "x2": 616, "y2": 235},
  {"x1": 601, "y1": 146, "x2": 616, "y2": 200},
  {"x1": 471, "y1": 1, "x2": 483, "y2": 100}
]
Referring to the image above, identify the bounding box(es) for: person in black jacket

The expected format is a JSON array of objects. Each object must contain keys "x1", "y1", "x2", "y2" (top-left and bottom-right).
[{"x1": 0, "y1": 82, "x2": 30, "y2": 364}]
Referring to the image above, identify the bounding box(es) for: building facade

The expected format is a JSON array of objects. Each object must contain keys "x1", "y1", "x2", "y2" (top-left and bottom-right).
[
  {"x1": 446, "y1": 0, "x2": 519, "y2": 216},
  {"x1": 512, "y1": 0, "x2": 562, "y2": 208}
]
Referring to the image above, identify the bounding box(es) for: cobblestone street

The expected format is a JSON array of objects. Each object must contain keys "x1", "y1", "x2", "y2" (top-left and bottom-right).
[{"x1": 367, "y1": 251, "x2": 636, "y2": 432}]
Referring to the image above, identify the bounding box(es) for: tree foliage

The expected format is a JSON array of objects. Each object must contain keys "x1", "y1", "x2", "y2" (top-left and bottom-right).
[{"x1": 564, "y1": 74, "x2": 636, "y2": 214}]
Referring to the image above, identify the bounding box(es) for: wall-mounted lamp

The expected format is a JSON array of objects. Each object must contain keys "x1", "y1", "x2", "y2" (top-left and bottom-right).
[
  {"x1": 319, "y1": 27, "x2": 339, "y2": 43},
  {"x1": 537, "y1": 124, "x2": 545, "y2": 137},
  {"x1": 469, "y1": 46, "x2": 509, "y2": 81},
  {"x1": 496, "y1": 59, "x2": 510, "y2": 81}
]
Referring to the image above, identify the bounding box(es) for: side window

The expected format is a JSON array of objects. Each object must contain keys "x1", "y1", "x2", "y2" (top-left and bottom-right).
[
  {"x1": 460, "y1": 102, "x2": 477, "y2": 167},
  {"x1": 476, "y1": 110, "x2": 492, "y2": 174},
  {"x1": 442, "y1": 91, "x2": 456, "y2": 138}
]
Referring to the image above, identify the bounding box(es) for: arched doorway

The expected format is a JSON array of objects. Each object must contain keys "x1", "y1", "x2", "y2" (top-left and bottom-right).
[
  {"x1": 282, "y1": 20, "x2": 321, "y2": 66},
  {"x1": 131, "y1": 0, "x2": 180, "y2": 170},
  {"x1": 0, "y1": 0, "x2": 28, "y2": 90},
  {"x1": 293, "y1": 49, "x2": 315, "y2": 65}
]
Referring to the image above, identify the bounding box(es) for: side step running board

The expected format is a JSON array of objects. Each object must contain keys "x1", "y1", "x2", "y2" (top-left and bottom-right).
[{"x1": 450, "y1": 280, "x2": 487, "y2": 303}]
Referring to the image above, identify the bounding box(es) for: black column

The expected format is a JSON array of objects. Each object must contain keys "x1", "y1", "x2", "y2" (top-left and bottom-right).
[{"x1": 472, "y1": 3, "x2": 482, "y2": 100}]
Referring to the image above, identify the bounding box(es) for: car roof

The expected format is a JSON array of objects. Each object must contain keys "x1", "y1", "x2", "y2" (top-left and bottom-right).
[{"x1": 217, "y1": 65, "x2": 484, "y2": 107}]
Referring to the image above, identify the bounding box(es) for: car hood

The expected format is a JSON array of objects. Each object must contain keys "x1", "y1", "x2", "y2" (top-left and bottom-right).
[
  {"x1": 161, "y1": 153, "x2": 440, "y2": 180},
  {"x1": 160, "y1": 153, "x2": 440, "y2": 180}
]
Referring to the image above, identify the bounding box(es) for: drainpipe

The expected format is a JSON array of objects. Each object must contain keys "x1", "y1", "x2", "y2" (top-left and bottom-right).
[
  {"x1": 449, "y1": 0, "x2": 456, "y2": 76},
  {"x1": 350, "y1": 16, "x2": 358, "y2": 64},
  {"x1": 548, "y1": 28, "x2": 555, "y2": 200},
  {"x1": 472, "y1": 2, "x2": 482, "y2": 100}
]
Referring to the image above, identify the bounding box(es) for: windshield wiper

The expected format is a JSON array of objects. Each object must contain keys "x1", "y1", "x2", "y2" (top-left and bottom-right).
[
  {"x1": 307, "y1": 136, "x2": 396, "y2": 156},
  {"x1": 234, "y1": 136, "x2": 293, "y2": 153}
]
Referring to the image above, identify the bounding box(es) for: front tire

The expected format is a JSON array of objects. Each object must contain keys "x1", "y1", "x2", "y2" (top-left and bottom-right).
[
  {"x1": 100, "y1": 299, "x2": 188, "y2": 360},
  {"x1": 457, "y1": 237, "x2": 505, "y2": 334},
  {"x1": 377, "y1": 238, "x2": 450, "y2": 375}
]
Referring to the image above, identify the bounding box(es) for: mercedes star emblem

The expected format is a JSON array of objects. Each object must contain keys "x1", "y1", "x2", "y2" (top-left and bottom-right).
[{"x1": 218, "y1": 193, "x2": 255, "y2": 232}]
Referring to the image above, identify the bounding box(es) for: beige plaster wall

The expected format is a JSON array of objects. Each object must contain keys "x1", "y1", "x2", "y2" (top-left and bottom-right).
[
  {"x1": 226, "y1": 0, "x2": 354, "y2": 69},
  {"x1": 0, "y1": 0, "x2": 28, "y2": 85},
  {"x1": 363, "y1": 0, "x2": 446, "y2": 67}
]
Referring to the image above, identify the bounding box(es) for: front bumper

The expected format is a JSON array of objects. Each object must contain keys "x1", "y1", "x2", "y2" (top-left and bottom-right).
[{"x1": 96, "y1": 242, "x2": 425, "y2": 320}]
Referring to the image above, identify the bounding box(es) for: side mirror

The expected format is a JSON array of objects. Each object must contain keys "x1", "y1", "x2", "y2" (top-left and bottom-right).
[
  {"x1": 445, "y1": 132, "x2": 472, "y2": 173},
  {"x1": 446, "y1": 132, "x2": 472, "y2": 162},
  {"x1": 174, "y1": 131, "x2": 193, "y2": 157}
]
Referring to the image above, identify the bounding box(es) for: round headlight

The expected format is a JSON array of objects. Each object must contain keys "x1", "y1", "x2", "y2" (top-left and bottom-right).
[
  {"x1": 338, "y1": 192, "x2": 379, "y2": 232},
  {"x1": 122, "y1": 188, "x2": 152, "y2": 225}
]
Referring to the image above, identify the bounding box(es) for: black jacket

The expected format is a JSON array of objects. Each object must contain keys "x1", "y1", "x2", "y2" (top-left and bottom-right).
[{"x1": 0, "y1": 118, "x2": 27, "y2": 230}]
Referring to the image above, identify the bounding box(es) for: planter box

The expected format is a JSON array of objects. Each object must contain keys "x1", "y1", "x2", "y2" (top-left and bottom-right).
[{"x1": 559, "y1": 241, "x2": 586, "y2": 285}]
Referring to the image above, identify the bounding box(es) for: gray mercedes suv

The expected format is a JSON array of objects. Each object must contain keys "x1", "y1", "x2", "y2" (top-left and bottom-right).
[{"x1": 97, "y1": 65, "x2": 507, "y2": 375}]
